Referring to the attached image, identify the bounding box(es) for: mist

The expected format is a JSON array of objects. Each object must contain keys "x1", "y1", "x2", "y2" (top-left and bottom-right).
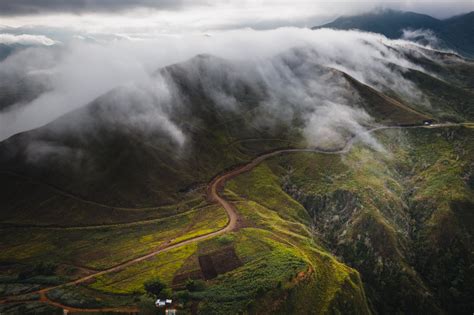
[{"x1": 0, "y1": 27, "x2": 444, "y2": 151}]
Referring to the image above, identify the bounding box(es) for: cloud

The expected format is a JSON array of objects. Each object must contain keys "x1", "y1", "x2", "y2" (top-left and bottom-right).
[
  {"x1": 97, "y1": 80, "x2": 187, "y2": 147},
  {"x1": 0, "y1": 33, "x2": 58, "y2": 46},
  {"x1": 304, "y1": 102, "x2": 377, "y2": 149},
  {"x1": 0, "y1": 1, "x2": 472, "y2": 35},
  {"x1": 401, "y1": 29, "x2": 440, "y2": 48},
  {"x1": 0, "y1": 0, "x2": 192, "y2": 16},
  {"x1": 0, "y1": 28, "x2": 443, "y2": 151}
]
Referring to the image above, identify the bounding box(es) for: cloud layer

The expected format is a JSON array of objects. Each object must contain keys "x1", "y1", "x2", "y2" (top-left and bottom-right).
[
  {"x1": 0, "y1": 33, "x2": 58, "y2": 46},
  {"x1": 0, "y1": 1, "x2": 472, "y2": 34},
  {"x1": 0, "y1": 27, "x2": 441, "y2": 151},
  {"x1": 0, "y1": 0, "x2": 187, "y2": 15}
]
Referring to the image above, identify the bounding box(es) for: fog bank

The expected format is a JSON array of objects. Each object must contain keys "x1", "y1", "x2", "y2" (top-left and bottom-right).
[{"x1": 0, "y1": 28, "x2": 443, "y2": 149}]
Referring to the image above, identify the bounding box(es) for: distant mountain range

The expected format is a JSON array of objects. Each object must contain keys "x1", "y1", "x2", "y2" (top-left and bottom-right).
[{"x1": 314, "y1": 9, "x2": 474, "y2": 57}]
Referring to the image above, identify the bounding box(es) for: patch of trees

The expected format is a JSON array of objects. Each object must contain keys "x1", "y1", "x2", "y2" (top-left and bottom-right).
[
  {"x1": 144, "y1": 277, "x2": 171, "y2": 299},
  {"x1": 18, "y1": 262, "x2": 57, "y2": 280}
]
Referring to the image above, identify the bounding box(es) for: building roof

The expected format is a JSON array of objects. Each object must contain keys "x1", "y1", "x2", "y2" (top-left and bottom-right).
[{"x1": 155, "y1": 298, "x2": 173, "y2": 307}]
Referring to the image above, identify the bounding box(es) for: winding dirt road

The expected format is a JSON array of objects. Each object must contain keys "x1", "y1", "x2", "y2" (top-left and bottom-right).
[{"x1": 0, "y1": 122, "x2": 463, "y2": 313}]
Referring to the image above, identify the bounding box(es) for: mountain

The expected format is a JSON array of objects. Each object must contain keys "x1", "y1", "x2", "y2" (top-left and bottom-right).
[
  {"x1": 0, "y1": 53, "x2": 427, "y2": 220},
  {"x1": 314, "y1": 10, "x2": 474, "y2": 57},
  {"x1": 441, "y1": 12, "x2": 474, "y2": 57},
  {"x1": 0, "y1": 44, "x2": 473, "y2": 314}
]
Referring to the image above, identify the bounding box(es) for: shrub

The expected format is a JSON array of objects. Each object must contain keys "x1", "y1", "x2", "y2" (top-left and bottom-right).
[
  {"x1": 185, "y1": 279, "x2": 206, "y2": 292},
  {"x1": 217, "y1": 235, "x2": 234, "y2": 245},
  {"x1": 144, "y1": 278, "x2": 167, "y2": 299}
]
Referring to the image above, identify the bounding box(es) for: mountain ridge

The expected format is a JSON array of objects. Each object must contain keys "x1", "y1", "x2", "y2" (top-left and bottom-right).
[{"x1": 313, "y1": 9, "x2": 474, "y2": 57}]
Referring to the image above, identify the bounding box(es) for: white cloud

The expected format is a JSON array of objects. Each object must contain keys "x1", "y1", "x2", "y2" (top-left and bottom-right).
[
  {"x1": 0, "y1": 1, "x2": 472, "y2": 34},
  {"x1": 0, "y1": 28, "x2": 442, "y2": 149},
  {"x1": 0, "y1": 33, "x2": 58, "y2": 46},
  {"x1": 401, "y1": 29, "x2": 440, "y2": 48}
]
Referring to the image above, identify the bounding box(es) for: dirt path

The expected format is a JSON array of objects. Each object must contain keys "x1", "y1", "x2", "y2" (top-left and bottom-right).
[{"x1": 0, "y1": 122, "x2": 463, "y2": 312}]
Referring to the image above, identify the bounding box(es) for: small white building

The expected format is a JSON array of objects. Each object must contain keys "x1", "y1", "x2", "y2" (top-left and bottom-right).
[
  {"x1": 155, "y1": 300, "x2": 166, "y2": 307},
  {"x1": 155, "y1": 298, "x2": 173, "y2": 308}
]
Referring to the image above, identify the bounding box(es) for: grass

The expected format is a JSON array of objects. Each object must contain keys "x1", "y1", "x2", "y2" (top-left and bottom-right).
[
  {"x1": 263, "y1": 126, "x2": 474, "y2": 314},
  {"x1": 1, "y1": 121, "x2": 472, "y2": 313},
  {"x1": 221, "y1": 125, "x2": 474, "y2": 314},
  {"x1": 218, "y1": 161, "x2": 371, "y2": 314},
  {"x1": 226, "y1": 162, "x2": 310, "y2": 224},
  {"x1": 0, "y1": 204, "x2": 226, "y2": 273},
  {"x1": 76, "y1": 160, "x2": 370, "y2": 314},
  {"x1": 171, "y1": 206, "x2": 228, "y2": 244},
  {"x1": 1, "y1": 49, "x2": 473, "y2": 314},
  {"x1": 89, "y1": 243, "x2": 197, "y2": 295},
  {"x1": 0, "y1": 172, "x2": 209, "y2": 226},
  {"x1": 0, "y1": 301, "x2": 61, "y2": 315},
  {"x1": 193, "y1": 228, "x2": 308, "y2": 314}
]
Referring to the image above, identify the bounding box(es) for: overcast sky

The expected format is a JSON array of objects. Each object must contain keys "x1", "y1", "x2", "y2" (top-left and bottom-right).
[{"x1": 0, "y1": 0, "x2": 473, "y2": 37}]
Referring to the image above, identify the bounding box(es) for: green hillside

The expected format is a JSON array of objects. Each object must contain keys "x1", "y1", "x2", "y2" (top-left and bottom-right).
[{"x1": 1, "y1": 49, "x2": 473, "y2": 314}]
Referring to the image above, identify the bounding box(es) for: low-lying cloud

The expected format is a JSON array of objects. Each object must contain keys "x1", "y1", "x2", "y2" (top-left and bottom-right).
[
  {"x1": 0, "y1": 33, "x2": 58, "y2": 46},
  {"x1": 401, "y1": 29, "x2": 440, "y2": 48},
  {"x1": 0, "y1": 28, "x2": 445, "y2": 152}
]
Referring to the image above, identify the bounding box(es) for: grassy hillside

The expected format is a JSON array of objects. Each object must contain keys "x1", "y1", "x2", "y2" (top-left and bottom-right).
[
  {"x1": 0, "y1": 52, "x2": 442, "y2": 226},
  {"x1": 256, "y1": 126, "x2": 474, "y2": 314},
  {"x1": 401, "y1": 68, "x2": 474, "y2": 121},
  {"x1": 1, "y1": 51, "x2": 473, "y2": 314}
]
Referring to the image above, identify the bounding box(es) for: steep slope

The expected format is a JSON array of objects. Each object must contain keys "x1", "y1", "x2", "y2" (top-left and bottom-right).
[{"x1": 230, "y1": 126, "x2": 474, "y2": 314}]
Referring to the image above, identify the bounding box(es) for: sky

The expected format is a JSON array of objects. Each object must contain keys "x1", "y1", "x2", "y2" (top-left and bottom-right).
[
  {"x1": 0, "y1": 0, "x2": 472, "y2": 145},
  {"x1": 0, "y1": 1, "x2": 473, "y2": 39}
]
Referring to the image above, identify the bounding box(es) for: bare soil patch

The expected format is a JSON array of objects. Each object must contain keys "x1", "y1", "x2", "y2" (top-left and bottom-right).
[{"x1": 198, "y1": 246, "x2": 242, "y2": 280}]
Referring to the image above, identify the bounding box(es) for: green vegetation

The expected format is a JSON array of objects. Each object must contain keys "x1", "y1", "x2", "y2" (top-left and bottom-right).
[
  {"x1": 90, "y1": 243, "x2": 197, "y2": 294},
  {"x1": 0, "y1": 301, "x2": 61, "y2": 315},
  {"x1": 262, "y1": 126, "x2": 474, "y2": 314},
  {"x1": 1, "y1": 126, "x2": 472, "y2": 314},
  {"x1": 46, "y1": 285, "x2": 138, "y2": 309},
  {"x1": 0, "y1": 204, "x2": 226, "y2": 271},
  {"x1": 226, "y1": 162, "x2": 309, "y2": 223},
  {"x1": 1, "y1": 50, "x2": 473, "y2": 313},
  {"x1": 403, "y1": 68, "x2": 474, "y2": 121},
  {"x1": 191, "y1": 229, "x2": 308, "y2": 314},
  {"x1": 144, "y1": 278, "x2": 168, "y2": 298}
]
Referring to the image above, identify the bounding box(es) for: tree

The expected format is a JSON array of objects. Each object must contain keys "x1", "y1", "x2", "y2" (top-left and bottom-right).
[
  {"x1": 185, "y1": 278, "x2": 206, "y2": 292},
  {"x1": 144, "y1": 278, "x2": 167, "y2": 298}
]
